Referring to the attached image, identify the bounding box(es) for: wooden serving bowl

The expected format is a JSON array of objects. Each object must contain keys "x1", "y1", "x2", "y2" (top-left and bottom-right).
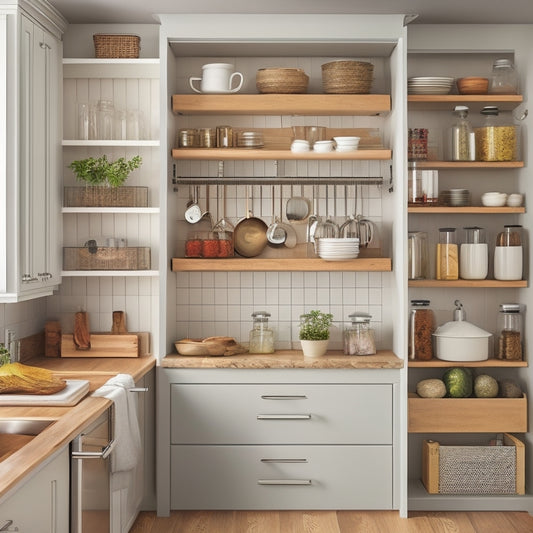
[{"x1": 456, "y1": 77, "x2": 489, "y2": 94}]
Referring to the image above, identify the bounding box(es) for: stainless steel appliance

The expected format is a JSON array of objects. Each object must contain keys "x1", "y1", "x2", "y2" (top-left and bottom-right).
[{"x1": 71, "y1": 405, "x2": 115, "y2": 533}]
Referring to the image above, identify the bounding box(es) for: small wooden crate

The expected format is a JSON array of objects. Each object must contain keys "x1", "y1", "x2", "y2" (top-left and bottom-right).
[
  {"x1": 93, "y1": 34, "x2": 140, "y2": 58},
  {"x1": 63, "y1": 247, "x2": 151, "y2": 270},
  {"x1": 63, "y1": 186, "x2": 148, "y2": 208},
  {"x1": 422, "y1": 434, "x2": 525, "y2": 495}
]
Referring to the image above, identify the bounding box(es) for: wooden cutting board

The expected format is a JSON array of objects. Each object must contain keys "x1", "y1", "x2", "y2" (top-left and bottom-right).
[
  {"x1": 0, "y1": 379, "x2": 90, "y2": 406},
  {"x1": 61, "y1": 334, "x2": 139, "y2": 358}
]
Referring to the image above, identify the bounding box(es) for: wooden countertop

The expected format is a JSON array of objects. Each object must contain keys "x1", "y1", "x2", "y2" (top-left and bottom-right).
[
  {"x1": 162, "y1": 350, "x2": 403, "y2": 369},
  {"x1": 0, "y1": 355, "x2": 156, "y2": 500}
]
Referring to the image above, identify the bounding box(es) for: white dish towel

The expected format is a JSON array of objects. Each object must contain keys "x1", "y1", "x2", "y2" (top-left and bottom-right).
[{"x1": 92, "y1": 373, "x2": 142, "y2": 473}]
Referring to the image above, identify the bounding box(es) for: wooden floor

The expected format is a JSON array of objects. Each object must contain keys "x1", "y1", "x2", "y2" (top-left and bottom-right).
[{"x1": 130, "y1": 510, "x2": 533, "y2": 532}]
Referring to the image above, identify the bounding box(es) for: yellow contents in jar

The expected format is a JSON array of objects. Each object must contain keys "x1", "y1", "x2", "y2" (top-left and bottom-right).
[
  {"x1": 475, "y1": 125, "x2": 517, "y2": 161},
  {"x1": 436, "y1": 243, "x2": 459, "y2": 280}
]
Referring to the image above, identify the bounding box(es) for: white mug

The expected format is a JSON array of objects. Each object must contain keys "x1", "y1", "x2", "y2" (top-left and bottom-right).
[{"x1": 189, "y1": 63, "x2": 244, "y2": 94}]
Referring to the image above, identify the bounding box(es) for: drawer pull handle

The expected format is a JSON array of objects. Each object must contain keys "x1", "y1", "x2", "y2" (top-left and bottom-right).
[
  {"x1": 257, "y1": 414, "x2": 311, "y2": 420},
  {"x1": 261, "y1": 395, "x2": 307, "y2": 400},
  {"x1": 261, "y1": 458, "x2": 308, "y2": 463},
  {"x1": 258, "y1": 479, "x2": 312, "y2": 486}
]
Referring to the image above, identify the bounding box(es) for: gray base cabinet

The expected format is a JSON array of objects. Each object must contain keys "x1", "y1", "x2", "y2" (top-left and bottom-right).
[{"x1": 158, "y1": 368, "x2": 400, "y2": 513}]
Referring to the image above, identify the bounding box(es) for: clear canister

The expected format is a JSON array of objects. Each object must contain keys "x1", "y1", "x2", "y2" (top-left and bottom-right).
[
  {"x1": 451, "y1": 105, "x2": 475, "y2": 161},
  {"x1": 459, "y1": 226, "x2": 488, "y2": 280},
  {"x1": 408, "y1": 300, "x2": 435, "y2": 361},
  {"x1": 97, "y1": 99, "x2": 114, "y2": 140},
  {"x1": 490, "y1": 58, "x2": 519, "y2": 95},
  {"x1": 343, "y1": 312, "x2": 376, "y2": 355},
  {"x1": 475, "y1": 106, "x2": 518, "y2": 162},
  {"x1": 436, "y1": 227, "x2": 459, "y2": 280},
  {"x1": 198, "y1": 127, "x2": 216, "y2": 148},
  {"x1": 249, "y1": 311, "x2": 274, "y2": 354},
  {"x1": 178, "y1": 128, "x2": 198, "y2": 147},
  {"x1": 408, "y1": 163, "x2": 438, "y2": 205},
  {"x1": 408, "y1": 231, "x2": 429, "y2": 280},
  {"x1": 497, "y1": 303, "x2": 523, "y2": 360}
]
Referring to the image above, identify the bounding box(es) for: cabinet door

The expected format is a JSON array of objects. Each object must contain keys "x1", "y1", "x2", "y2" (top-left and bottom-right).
[
  {"x1": 0, "y1": 447, "x2": 69, "y2": 533},
  {"x1": 19, "y1": 14, "x2": 60, "y2": 296}
]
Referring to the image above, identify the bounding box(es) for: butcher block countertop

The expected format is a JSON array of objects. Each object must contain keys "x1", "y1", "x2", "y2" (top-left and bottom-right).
[
  {"x1": 0, "y1": 355, "x2": 156, "y2": 500},
  {"x1": 162, "y1": 350, "x2": 403, "y2": 369}
]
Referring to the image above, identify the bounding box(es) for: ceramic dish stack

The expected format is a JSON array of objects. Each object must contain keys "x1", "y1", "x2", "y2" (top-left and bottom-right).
[
  {"x1": 236, "y1": 131, "x2": 264, "y2": 148},
  {"x1": 408, "y1": 76, "x2": 454, "y2": 95},
  {"x1": 256, "y1": 68, "x2": 309, "y2": 94},
  {"x1": 317, "y1": 237, "x2": 360, "y2": 261},
  {"x1": 333, "y1": 136, "x2": 360, "y2": 152},
  {"x1": 439, "y1": 189, "x2": 471, "y2": 207},
  {"x1": 321, "y1": 60, "x2": 374, "y2": 94}
]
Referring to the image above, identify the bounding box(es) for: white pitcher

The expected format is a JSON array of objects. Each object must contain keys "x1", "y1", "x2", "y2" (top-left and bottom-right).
[{"x1": 189, "y1": 63, "x2": 244, "y2": 94}]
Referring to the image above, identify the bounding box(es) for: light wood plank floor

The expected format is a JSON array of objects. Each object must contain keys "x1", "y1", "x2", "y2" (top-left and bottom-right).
[{"x1": 130, "y1": 510, "x2": 533, "y2": 532}]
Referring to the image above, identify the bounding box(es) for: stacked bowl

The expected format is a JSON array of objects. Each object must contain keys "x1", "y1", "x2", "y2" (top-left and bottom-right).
[
  {"x1": 333, "y1": 136, "x2": 360, "y2": 152},
  {"x1": 408, "y1": 76, "x2": 454, "y2": 95},
  {"x1": 317, "y1": 237, "x2": 360, "y2": 261},
  {"x1": 321, "y1": 60, "x2": 374, "y2": 94},
  {"x1": 439, "y1": 189, "x2": 471, "y2": 207}
]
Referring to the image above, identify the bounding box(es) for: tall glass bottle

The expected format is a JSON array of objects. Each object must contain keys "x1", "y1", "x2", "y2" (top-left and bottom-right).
[{"x1": 451, "y1": 105, "x2": 475, "y2": 161}]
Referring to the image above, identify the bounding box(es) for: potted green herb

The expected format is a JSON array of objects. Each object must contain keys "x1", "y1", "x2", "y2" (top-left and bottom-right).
[
  {"x1": 299, "y1": 309, "x2": 334, "y2": 357},
  {"x1": 66, "y1": 155, "x2": 145, "y2": 207}
]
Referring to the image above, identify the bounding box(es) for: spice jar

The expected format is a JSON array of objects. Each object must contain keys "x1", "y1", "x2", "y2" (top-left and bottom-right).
[
  {"x1": 451, "y1": 105, "x2": 475, "y2": 161},
  {"x1": 408, "y1": 163, "x2": 439, "y2": 205},
  {"x1": 408, "y1": 128, "x2": 428, "y2": 161},
  {"x1": 343, "y1": 312, "x2": 376, "y2": 355},
  {"x1": 249, "y1": 311, "x2": 274, "y2": 354},
  {"x1": 475, "y1": 106, "x2": 518, "y2": 162},
  {"x1": 494, "y1": 224, "x2": 523, "y2": 280},
  {"x1": 408, "y1": 231, "x2": 429, "y2": 280},
  {"x1": 489, "y1": 58, "x2": 519, "y2": 95},
  {"x1": 213, "y1": 229, "x2": 234, "y2": 258},
  {"x1": 436, "y1": 227, "x2": 459, "y2": 280},
  {"x1": 198, "y1": 127, "x2": 216, "y2": 148},
  {"x1": 409, "y1": 300, "x2": 435, "y2": 361},
  {"x1": 460, "y1": 226, "x2": 488, "y2": 280},
  {"x1": 497, "y1": 303, "x2": 523, "y2": 360},
  {"x1": 178, "y1": 128, "x2": 198, "y2": 147}
]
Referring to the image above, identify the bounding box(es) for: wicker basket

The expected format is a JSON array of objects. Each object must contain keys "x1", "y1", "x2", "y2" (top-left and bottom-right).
[
  {"x1": 256, "y1": 68, "x2": 309, "y2": 94},
  {"x1": 93, "y1": 34, "x2": 140, "y2": 59},
  {"x1": 63, "y1": 246, "x2": 151, "y2": 270},
  {"x1": 64, "y1": 186, "x2": 148, "y2": 208},
  {"x1": 422, "y1": 434, "x2": 525, "y2": 495},
  {"x1": 321, "y1": 60, "x2": 374, "y2": 94}
]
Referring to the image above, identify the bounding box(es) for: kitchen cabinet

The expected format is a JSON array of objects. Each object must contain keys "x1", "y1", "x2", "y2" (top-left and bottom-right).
[
  {"x1": 0, "y1": 446, "x2": 69, "y2": 533},
  {"x1": 407, "y1": 26, "x2": 532, "y2": 512},
  {"x1": 0, "y1": 2, "x2": 66, "y2": 302},
  {"x1": 158, "y1": 367, "x2": 399, "y2": 512}
]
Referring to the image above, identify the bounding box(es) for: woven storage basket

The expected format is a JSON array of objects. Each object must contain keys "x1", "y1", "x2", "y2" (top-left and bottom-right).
[
  {"x1": 63, "y1": 186, "x2": 148, "y2": 208},
  {"x1": 93, "y1": 34, "x2": 140, "y2": 59},
  {"x1": 321, "y1": 60, "x2": 374, "y2": 94},
  {"x1": 256, "y1": 68, "x2": 309, "y2": 94},
  {"x1": 63, "y1": 247, "x2": 151, "y2": 270}
]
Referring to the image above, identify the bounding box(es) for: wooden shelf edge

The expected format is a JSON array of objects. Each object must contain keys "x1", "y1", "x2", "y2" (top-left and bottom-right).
[
  {"x1": 171, "y1": 148, "x2": 391, "y2": 161},
  {"x1": 171, "y1": 257, "x2": 392, "y2": 272},
  {"x1": 408, "y1": 359, "x2": 528, "y2": 368},
  {"x1": 61, "y1": 270, "x2": 159, "y2": 277},
  {"x1": 410, "y1": 160, "x2": 524, "y2": 169},
  {"x1": 408, "y1": 279, "x2": 527, "y2": 288},
  {"x1": 408, "y1": 206, "x2": 525, "y2": 214}
]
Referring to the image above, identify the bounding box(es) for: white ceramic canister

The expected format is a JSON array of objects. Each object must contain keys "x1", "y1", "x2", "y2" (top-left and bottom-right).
[
  {"x1": 189, "y1": 63, "x2": 244, "y2": 94},
  {"x1": 459, "y1": 226, "x2": 488, "y2": 280},
  {"x1": 494, "y1": 224, "x2": 523, "y2": 280}
]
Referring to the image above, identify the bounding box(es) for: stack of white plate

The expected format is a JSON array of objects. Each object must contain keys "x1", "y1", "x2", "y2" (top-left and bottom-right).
[
  {"x1": 439, "y1": 189, "x2": 471, "y2": 207},
  {"x1": 236, "y1": 131, "x2": 264, "y2": 148},
  {"x1": 317, "y1": 237, "x2": 360, "y2": 260},
  {"x1": 333, "y1": 136, "x2": 360, "y2": 152},
  {"x1": 408, "y1": 76, "x2": 454, "y2": 95}
]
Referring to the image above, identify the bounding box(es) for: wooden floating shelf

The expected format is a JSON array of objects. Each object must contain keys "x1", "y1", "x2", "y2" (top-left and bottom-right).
[
  {"x1": 408, "y1": 206, "x2": 525, "y2": 214},
  {"x1": 410, "y1": 160, "x2": 524, "y2": 169},
  {"x1": 408, "y1": 393, "x2": 527, "y2": 433},
  {"x1": 409, "y1": 279, "x2": 527, "y2": 288},
  {"x1": 409, "y1": 359, "x2": 527, "y2": 368},
  {"x1": 171, "y1": 257, "x2": 392, "y2": 272},
  {"x1": 172, "y1": 94, "x2": 391, "y2": 116},
  {"x1": 408, "y1": 94, "x2": 523, "y2": 112},
  {"x1": 171, "y1": 148, "x2": 391, "y2": 161}
]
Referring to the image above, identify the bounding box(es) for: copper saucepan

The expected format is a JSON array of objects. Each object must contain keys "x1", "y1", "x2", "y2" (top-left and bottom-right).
[{"x1": 234, "y1": 186, "x2": 268, "y2": 257}]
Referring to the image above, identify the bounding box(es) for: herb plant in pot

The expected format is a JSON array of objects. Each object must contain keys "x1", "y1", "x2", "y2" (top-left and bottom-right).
[
  {"x1": 299, "y1": 309, "x2": 334, "y2": 357},
  {"x1": 66, "y1": 155, "x2": 143, "y2": 207}
]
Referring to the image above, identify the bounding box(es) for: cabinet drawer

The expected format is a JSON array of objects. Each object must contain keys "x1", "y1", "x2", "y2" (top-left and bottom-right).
[
  {"x1": 170, "y1": 445, "x2": 393, "y2": 510},
  {"x1": 170, "y1": 384, "x2": 392, "y2": 444}
]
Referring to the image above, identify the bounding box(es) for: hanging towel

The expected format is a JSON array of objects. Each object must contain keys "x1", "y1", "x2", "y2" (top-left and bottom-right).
[{"x1": 93, "y1": 373, "x2": 141, "y2": 473}]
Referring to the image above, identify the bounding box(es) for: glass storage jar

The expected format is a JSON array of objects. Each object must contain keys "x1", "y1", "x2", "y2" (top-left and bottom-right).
[
  {"x1": 497, "y1": 303, "x2": 523, "y2": 360},
  {"x1": 408, "y1": 231, "x2": 429, "y2": 280},
  {"x1": 436, "y1": 227, "x2": 459, "y2": 280},
  {"x1": 343, "y1": 312, "x2": 376, "y2": 355},
  {"x1": 249, "y1": 311, "x2": 274, "y2": 354},
  {"x1": 408, "y1": 163, "x2": 438, "y2": 205},
  {"x1": 97, "y1": 99, "x2": 114, "y2": 140},
  {"x1": 451, "y1": 105, "x2": 475, "y2": 161},
  {"x1": 489, "y1": 58, "x2": 519, "y2": 95},
  {"x1": 408, "y1": 300, "x2": 435, "y2": 361},
  {"x1": 494, "y1": 224, "x2": 523, "y2": 280},
  {"x1": 460, "y1": 226, "x2": 488, "y2": 280},
  {"x1": 475, "y1": 106, "x2": 519, "y2": 162}
]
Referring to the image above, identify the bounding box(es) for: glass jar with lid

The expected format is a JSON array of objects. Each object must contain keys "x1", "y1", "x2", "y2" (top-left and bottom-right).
[
  {"x1": 497, "y1": 303, "x2": 523, "y2": 360},
  {"x1": 475, "y1": 106, "x2": 519, "y2": 162},
  {"x1": 408, "y1": 300, "x2": 435, "y2": 361},
  {"x1": 343, "y1": 312, "x2": 376, "y2": 355},
  {"x1": 489, "y1": 58, "x2": 519, "y2": 95},
  {"x1": 249, "y1": 311, "x2": 274, "y2": 354},
  {"x1": 436, "y1": 227, "x2": 459, "y2": 280},
  {"x1": 451, "y1": 105, "x2": 475, "y2": 161},
  {"x1": 460, "y1": 226, "x2": 488, "y2": 280},
  {"x1": 494, "y1": 224, "x2": 523, "y2": 280}
]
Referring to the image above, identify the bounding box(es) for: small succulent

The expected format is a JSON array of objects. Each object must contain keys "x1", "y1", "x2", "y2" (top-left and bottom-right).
[{"x1": 299, "y1": 310, "x2": 334, "y2": 341}]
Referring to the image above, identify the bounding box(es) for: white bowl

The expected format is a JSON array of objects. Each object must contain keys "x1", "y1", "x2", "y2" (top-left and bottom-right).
[
  {"x1": 335, "y1": 145, "x2": 359, "y2": 152},
  {"x1": 333, "y1": 136, "x2": 360, "y2": 144},
  {"x1": 507, "y1": 193, "x2": 524, "y2": 207},
  {"x1": 313, "y1": 140, "x2": 334, "y2": 153},
  {"x1": 481, "y1": 192, "x2": 507, "y2": 207},
  {"x1": 291, "y1": 140, "x2": 310, "y2": 153}
]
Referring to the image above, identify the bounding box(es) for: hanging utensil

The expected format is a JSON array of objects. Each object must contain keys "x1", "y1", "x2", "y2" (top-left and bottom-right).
[
  {"x1": 313, "y1": 185, "x2": 339, "y2": 254},
  {"x1": 307, "y1": 184, "x2": 320, "y2": 245},
  {"x1": 286, "y1": 184, "x2": 310, "y2": 223},
  {"x1": 266, "y1": 185, "x2": 287, "y2": 246},
  {"x1": 234, "y1": 185, "x2": 268, "y2": 257}
]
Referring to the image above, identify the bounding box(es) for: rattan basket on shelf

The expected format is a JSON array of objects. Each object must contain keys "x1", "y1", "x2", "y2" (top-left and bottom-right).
[
  {"x1": 93, "y1": 34, "x2": 140, "y2": 59},
  {"x1": 321, "y1": 60, "x2": 374, "y2": 94},
  {"x1": 256, "y1": 68, "x2": 309, "y2": 94}
]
